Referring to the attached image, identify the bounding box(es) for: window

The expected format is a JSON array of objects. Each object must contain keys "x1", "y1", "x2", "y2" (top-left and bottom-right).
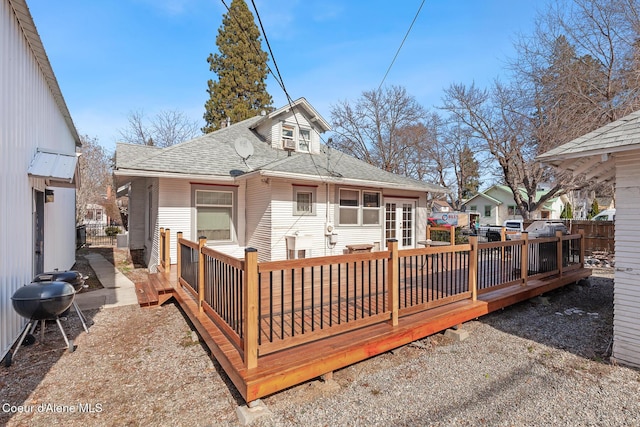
[
  {"x1": 469, "y1": 205, "x2": 477, "y2": 212},
  {"x1": 299, "y1": 129, "x2": 310, "y2": 152},
  {"x1": 282, "y1": 124, "x2": 295, "y2": 149},
  {"x1": 362, "y1": 191, "x2": 381, "y2": 225},
  {"x1": 293, "y1": 186, "x2": 316, "y2": 215},
  {"x1": 339, "y1": 189, "x2": 359, "y2": 225},
  {"x1": 196, "y1": 190, "x2": 233, "y2": 241},
  {"x1": 484, "y1": 205, "x2": 491, "y2": 217},
  {"x1": 338, "y1": 189, "x2": 381, "y2": 226},
  {"x1": 507, "y1": 205, "x2": 522, "y2": 215}
]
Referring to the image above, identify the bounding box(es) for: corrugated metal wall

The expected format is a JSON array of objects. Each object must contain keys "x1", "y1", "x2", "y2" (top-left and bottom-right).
[
  {"x1": 1, "y1": 1, "x2": 77, "y2": 359},
  {"x1": 612, "y1": 150, "x2": 640, "y2": 368}
]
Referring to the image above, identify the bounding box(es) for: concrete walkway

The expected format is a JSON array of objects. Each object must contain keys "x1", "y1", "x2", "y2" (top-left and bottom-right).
[{"x1": 74, "y1": 252, "x2": 140, "y2": 310}]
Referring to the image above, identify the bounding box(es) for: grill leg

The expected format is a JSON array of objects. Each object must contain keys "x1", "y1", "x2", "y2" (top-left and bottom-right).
[
  {"x1": 11, "y1": 321, "x2": 34, "y2": 360},
  {"x1": 72, "y1": 301, "x2": 89, "y2": 333},
  {"x1": 55, "y1": 318, "x2": 74, "y2": 352}
]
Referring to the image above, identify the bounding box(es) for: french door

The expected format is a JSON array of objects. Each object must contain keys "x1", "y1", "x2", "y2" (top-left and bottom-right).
[{"x1": 385, "y1": 199, "x2": 416, "y2": 249}]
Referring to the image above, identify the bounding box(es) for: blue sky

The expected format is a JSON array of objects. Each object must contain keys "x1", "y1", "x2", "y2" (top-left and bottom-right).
[{"x1": 28, "y1": 0, "x2": 540, "y2": 153}]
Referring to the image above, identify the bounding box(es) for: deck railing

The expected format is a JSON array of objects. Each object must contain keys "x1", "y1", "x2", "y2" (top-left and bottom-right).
[
  {"x1": 168, "y1": 229, "x2": 584, "y2": 370},
  {"x1": 257, "y1": 249, "x2": 390, "y2": 355},
  {"x1": 397, "y1": 244, "x2": 472, "y2": 313}
]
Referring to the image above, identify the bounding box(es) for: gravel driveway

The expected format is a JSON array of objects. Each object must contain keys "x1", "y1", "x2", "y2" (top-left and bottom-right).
[{"x1": 2, "y1": 268, "x2": 638, "y2": 426}]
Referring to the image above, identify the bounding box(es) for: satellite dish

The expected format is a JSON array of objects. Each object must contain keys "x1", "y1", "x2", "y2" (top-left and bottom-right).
[{"x1": 234, "y1": 137, "x2": 254, "y2": 160}]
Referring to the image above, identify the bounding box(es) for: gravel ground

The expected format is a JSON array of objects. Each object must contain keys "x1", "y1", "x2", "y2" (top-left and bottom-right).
[{"x1": 2, "y1": 266, "x2": 639, "y2": 426}]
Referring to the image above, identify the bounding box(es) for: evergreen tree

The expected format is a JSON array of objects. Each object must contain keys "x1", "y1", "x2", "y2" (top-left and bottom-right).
[
  {"x1": 588, "y1": 199, "x2": 600, "y2": 219},
  {"x1": 203, "y1": 0, "x2": 273, "y2": 133},
  {"x1": 561, "y1": 203, "x2": 573, "y2": 219}
]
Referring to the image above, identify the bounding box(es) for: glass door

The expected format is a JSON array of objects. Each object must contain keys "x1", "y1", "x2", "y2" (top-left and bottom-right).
[{"x1": 385, "y1": 199, "x2": 415, "y2": 249}]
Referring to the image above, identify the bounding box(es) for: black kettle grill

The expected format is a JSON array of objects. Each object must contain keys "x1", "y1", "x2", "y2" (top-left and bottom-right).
[{"x1": 32, "y1": 270, "x2": 90, "y2": 333}]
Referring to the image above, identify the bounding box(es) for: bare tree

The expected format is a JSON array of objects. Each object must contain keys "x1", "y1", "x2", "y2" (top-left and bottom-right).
[
  {"x1": 119, "y1": 110, "x2": 200, "y2": 147},
  {"x1": 76, "y1": 135, "x2": 113, "y2": 225},
  {"x1": 330, "y1": 85, "x2": 426, "y2": 173},
  {"x1": 441, "y1": 81, "x2": 566, "y2": 219}
]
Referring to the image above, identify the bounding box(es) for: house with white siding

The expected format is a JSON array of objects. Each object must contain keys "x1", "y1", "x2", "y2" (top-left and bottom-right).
[
  {"x1": 462, "y1": 185, "x2": 565, "y2": 225},
  {"x1": 537, "y1": 109, "x2": 640, "y2": 368},
  {"x1": 1, "y1": 0, "x2": 80, "y2": 363},
  {"x1": 114, "y1": 98, "x2": 447, "y2": 268}
]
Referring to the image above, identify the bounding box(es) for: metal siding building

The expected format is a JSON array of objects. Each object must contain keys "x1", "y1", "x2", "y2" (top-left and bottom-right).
[{"x1": 1, "y1": 0, "x2": 80, "y2": 360}]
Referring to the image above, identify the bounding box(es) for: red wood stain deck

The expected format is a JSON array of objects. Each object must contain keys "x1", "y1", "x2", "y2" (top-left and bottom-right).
[{"x1": 137, "y1": 262, "x2": 590, "y2": 402}]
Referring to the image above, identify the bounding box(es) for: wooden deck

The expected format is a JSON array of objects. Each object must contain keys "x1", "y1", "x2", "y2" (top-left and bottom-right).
[{"x1": 140, "y1": 260, "x2": 590, "y2": 402}]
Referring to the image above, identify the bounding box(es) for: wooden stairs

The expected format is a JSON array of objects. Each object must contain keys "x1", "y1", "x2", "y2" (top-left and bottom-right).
[{"x1": 134, "y1": 268, "x2": 176, "y2": 307}]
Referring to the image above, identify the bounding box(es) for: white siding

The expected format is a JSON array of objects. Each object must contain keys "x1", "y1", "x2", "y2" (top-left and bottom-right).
[
  {"x1": 127, "y1": 177, "x2": 149, "y2": 251},
  {"x1": 1, "y1": 1, "x2": 77, "y2": 359},
  {"x1": 612, "y1": 150, "x2": 640, "y2": 368},
  {"x1": 270, "y1": 180, "x2": 330, "y2": 260},
  {"x1": 246, "y1": 176, "x2": 272, "y2": 262},
  {"x1": 157, "y1": 178, "x2": 191, "y2": 269}
]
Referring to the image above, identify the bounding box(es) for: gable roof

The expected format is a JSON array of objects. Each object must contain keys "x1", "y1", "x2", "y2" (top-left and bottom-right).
[
  {"x1": 253, "y1": 97, "x2": 331, "y2": 133},
  {"x1": 535, "y1": 110, "x2": 640, "y2": 185},
  {"x1": 115, "y1": 112, "x2": 447, "y2": 194},
  {"x1": 463, "y1": 191, "x2": 502, "y2": 206},
  {"x1": 463, "y1": 185, "x2": 559, "y2": 207}
]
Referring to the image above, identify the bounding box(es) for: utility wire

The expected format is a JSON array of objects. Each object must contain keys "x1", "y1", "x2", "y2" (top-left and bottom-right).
[{"x1": 377, "y1": 0, "x2": 426, "y2": 91}]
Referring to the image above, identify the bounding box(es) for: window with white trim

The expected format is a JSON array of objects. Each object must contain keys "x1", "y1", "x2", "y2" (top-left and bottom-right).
[
  {"x1": 196, "y1": 190, "x2": 233, "y2": 241},
  {"x1": 362, "y1": 191, "x2": 381, "y2": 225},
  {"x1": 299, "y1": 129, "x2": 310, "y2": 152},
  {"x1": 484, "y1": 205, "x2": 491, "y2": 217},
  {"x1": 294, "y1": 187, "x2": 316, "y2": 215},
  {"x1": 338, "y1": 189, "x2": 381, "y2": 226},
  {"x1": 282, "y1": 124, "x2": 295, "y2": 150}
]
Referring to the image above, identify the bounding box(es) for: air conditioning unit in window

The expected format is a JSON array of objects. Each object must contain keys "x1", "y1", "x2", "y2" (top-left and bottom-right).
[{"x1": 283, "y1": 139, "x2": 296, "y2": 150}]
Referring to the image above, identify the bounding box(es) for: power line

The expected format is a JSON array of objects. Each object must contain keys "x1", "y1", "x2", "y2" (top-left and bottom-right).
[{"x1": 378, "y1": 0, "x2": 426, "y2": 91}]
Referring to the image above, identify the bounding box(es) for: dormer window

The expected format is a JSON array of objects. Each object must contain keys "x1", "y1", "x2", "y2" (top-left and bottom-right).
[
  {"x1": 282, "y1": 124, "x2": 296, "y2": 150},
  {"x1": 299, "y1": 129, "x2": 310, "y2": 152},
  {"x1": 281, "y1": 123, "x2": 313, "y2": 152}
]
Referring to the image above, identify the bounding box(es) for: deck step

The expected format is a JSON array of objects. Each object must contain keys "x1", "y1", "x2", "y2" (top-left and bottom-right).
[
  {"x1": 149, "y1": 273, "x2": 174, "y2": 294},
  {"x1": 135, "y1": 280, "x2": 159, "y2": 307}
]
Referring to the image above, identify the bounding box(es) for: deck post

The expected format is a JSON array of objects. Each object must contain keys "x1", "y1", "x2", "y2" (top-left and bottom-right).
[
  {"x1": 426, "y1": 225, "x2": 431, "y2": 240},
  {"x1": 500, "y1": 227, "x2": 506, "y2": 259},
  {"x1": 469, "y1": 235, "x2": 478, "y2": 301},
  {"x1": 579, "y1": 229, "x2": 585, "y2": 267},
  {"x1": 159, "y1": 227, "x2": 165, "y2": 270},
  {"x1": 243, "y1": 248, "x2": 259, "y2": 370},
  {"x1": 387, "y1": 239, "x2": 399, "y2": 326},
  {"x1": 198, "y1": 236, "x2": 206, "y2": 313},
  {"x1": 556, "y1": 230, "x2": 564, "y2": 277},
  {"x1": 450, "y1": 226, "x2": 456, "y2": 245},
  {"x1": 164, "y1": 228, "x2": 171, "y2": 271},
  {"x1": 520, "y1": 232, "x2": 529, "y2": 286},
  {"x1": 176, "y1": 232, "x2": 183, "y2": 281}
]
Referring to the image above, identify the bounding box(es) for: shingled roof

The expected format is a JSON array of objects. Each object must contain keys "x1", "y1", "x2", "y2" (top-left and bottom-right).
[{"x1": 115, "y1": 114, "x2": 447, "y2": 194}]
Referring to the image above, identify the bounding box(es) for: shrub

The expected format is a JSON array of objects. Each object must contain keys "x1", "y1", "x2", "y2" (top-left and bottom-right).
[{"x1": 104, "y1": 226, "x2": 121, "y2": 236}]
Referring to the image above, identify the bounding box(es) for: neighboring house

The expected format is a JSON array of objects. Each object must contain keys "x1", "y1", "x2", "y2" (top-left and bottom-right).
[
  {"x1": 431, "y1": 199, "x2": 452, "y2": 213},
  {"x1": 537, "y1": 109, "x2": 640, "y2": 368},
  {"x1": 83, "y1": 203, "x2": 108, "y2": 226},
  {"x1": 1, "y1": 0, "x2": 80, "y2": 361},
  {"x1": 114, "y1": 98, "x2": 447, "y2": 268},
  {"x1": 462, "y1": 185, "x2": 565, "y2": 225},
  {"x1": 596, "y1": 196, "x2": 615, "y2": 212}
]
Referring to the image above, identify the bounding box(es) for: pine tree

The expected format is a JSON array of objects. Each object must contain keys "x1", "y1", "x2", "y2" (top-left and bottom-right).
[
  {"x1": 203, "y1": 0, "x2": 273, "y2": 133},
  {"x1": 588, "y1": 199, "x2": 600, "y2": 219},
  {"x1": 561, "y1": 203, "x2": 573, "y2": 219}
]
